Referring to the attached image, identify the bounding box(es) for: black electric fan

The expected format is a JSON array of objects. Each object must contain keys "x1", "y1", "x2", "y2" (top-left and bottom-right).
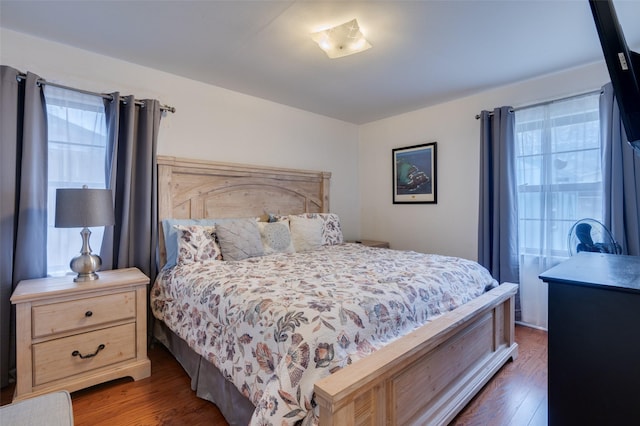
[{"x1": 567, "y1": 218, "x2": 622, "y2": 256}]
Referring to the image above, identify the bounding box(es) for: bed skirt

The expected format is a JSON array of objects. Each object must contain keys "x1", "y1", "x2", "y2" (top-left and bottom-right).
[{"x1": 152, "y1": 320, "x2": 255, "y2": 425}]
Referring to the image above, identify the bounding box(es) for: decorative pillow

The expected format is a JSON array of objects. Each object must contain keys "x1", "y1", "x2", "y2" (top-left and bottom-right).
[
  {"x1": 215, "y1": 218, "x2": 264, "y2": 261},
  {"x1": 287, "y1": 213, "x2": 344, "y2": 245},
  {"x1": 319, "y1": 213, "x2": 344, "y2": 245},
  {"x1": 289, "y1": 215, "x2": 323, "y2": 252},
  {"x1": 174, "y1": 225, "x2": 222, "y2": 264},
  {"x1": 258, "y1": 221, "x2": 295, "y2": 255},
  {"x1": 162, "y1": 218, "x2": 218, "y2": 269}
]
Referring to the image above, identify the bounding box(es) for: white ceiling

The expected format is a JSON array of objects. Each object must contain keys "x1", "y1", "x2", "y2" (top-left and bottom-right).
[{"x1": 2, "y1": 0, "x2": 639, "y2": 124}]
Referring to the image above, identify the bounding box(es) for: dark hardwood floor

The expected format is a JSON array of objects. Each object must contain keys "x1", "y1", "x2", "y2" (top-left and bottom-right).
[
  {"x1": 2, "y1": 325, "x2": 547, "y2": 425},
  {"x1": 451, "y1": 325, "x2": 548, "y2": 426}
]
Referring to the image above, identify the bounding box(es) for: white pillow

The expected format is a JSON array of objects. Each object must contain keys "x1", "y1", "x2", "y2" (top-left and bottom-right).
[
  {"x1": 289, "y1": 215, "x2": 323, "y2": 252},
  {"x1": 258, "y1": 221, "x2": 295, "y2": 255}
]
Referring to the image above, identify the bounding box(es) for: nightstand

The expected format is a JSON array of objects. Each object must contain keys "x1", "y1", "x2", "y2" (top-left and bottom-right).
[
  {"x1": 10, "y1": 268, "x2": 151, "y2": 401},
  {"x1": 349, "y1": 240, "x2": 390, "y2": 249}
]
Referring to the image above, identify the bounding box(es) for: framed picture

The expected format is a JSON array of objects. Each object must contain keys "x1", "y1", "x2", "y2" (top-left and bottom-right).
[{"x1": 392, "y1": 142, "x2": 437, "y2": 204}]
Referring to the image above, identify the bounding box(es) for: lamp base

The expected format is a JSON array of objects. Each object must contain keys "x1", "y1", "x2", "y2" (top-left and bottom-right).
[
  {"x1": 73, "y1": 270, "x2": 100, "y2": 282},
  {"x1": 70, "y1": 227, "x2": 102, "y2": 283},
  {"x1": 70, "y1": 252, "x2": 102, "y2": 282}
]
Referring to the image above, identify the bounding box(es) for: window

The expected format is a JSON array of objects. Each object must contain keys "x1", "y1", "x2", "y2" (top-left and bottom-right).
[
  {"x1": 515, "y1": 92, "x2": 602, "y2": 258},
  {"x1": 514, "y1": 91, "x2": 601, "y2": 327},
  {"x1": 45, "y1": 86, "x2": 108, "y2": 276}
]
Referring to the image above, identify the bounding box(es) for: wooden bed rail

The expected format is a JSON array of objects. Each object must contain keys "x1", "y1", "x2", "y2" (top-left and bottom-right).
[{"x1": 314, "y1": 283, "x2": 519, "y2": 426}]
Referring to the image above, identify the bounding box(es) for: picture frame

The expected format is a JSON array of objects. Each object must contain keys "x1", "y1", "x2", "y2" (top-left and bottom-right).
[{"x1": 392, "y1": 142, "x2": 437, "y2": 204}]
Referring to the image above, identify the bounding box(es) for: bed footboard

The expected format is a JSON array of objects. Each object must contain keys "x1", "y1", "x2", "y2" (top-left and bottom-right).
[{"x1": 314, "y1": 283, "x2": 518, "y2": 426}]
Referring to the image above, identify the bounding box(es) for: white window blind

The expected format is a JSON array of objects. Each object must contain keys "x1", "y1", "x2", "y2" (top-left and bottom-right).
[{"x1": 45, "y1": 86, "x2": 108, "y2": 276}]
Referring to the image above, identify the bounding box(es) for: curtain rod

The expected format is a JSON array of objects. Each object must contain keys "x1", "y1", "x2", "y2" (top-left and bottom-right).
[
  {"x1": 475, "y1": 89, "x2": 603, "y2": 120},
  {"x1": 475, "y1": 108, "x2": 514, "y2": 120},
  {"x1": 16, "y1": 73, "x2": 176, "y2": 113}
]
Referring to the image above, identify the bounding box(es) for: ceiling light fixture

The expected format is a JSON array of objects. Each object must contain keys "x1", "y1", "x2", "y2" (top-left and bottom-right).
[{"x1": 311, "y1": 19, "x2": 372, "y2": 59}]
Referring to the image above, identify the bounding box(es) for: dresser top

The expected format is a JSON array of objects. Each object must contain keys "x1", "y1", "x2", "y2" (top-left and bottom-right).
[
  {"x1": 11, "y1": 268, "x2": 149, "y2": 303},
  {"x1": 539, "y1": 252, "x2": 640, "y2": 294}
]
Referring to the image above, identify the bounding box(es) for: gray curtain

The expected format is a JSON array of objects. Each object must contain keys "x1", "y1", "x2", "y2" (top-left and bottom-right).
[
  {"x1": 600, "y1": 83, "x2": 640, "y2": 256},
  {"x1": 100, "y1": 94, "x2": 160, "y2": 286},
  {"x1": 477, "y1": 106, "x2": 521, "y2": 320},
  {"x1": 0, "y1": 66, "x2": 48, "y2": 388}
]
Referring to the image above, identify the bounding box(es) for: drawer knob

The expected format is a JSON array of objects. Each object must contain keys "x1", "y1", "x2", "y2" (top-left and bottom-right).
[
  {"x1": 71, "y1": 344, "x2": 105, "y2": 360},
  {"x1": 85, "y1": 311, "x2": 93, "y2": 317}
]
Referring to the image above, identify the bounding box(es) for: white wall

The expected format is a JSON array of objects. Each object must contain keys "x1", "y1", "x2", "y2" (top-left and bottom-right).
[
  {"x1": 359, "y1": 61, "x2": 611, "y2": 261},
  {"x1": 0, "y1": 28, "x2": 361, "y2": 239}
]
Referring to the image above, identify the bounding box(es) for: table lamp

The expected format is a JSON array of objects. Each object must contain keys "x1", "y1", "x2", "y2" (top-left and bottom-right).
[{"x1": 55, "y1": 186, "x2": 115, "y2": 282}]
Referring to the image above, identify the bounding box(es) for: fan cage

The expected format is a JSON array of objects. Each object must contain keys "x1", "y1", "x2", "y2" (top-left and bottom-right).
[{"x1": 567, "y1": 218, "x2": 622, "y2": 256}]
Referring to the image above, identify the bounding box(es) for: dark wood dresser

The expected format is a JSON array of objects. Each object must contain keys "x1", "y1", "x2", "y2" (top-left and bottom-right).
[{"x1": 539, "y1": 252, "x2": 640, "y2": 425}]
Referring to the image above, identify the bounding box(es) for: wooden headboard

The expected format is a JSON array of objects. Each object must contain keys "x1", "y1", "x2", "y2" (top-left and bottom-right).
[{"x1": 157, "y1": 155, "x2": 331, "y2": 265}]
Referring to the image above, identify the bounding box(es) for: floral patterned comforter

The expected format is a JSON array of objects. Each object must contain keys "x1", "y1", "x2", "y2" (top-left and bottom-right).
[{"x1": 150, "y1": 243, "x2": 497, "y2": 425}]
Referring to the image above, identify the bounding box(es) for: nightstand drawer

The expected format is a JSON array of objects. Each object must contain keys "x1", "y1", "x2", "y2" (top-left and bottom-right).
[
  {"x1": 33, "y1": 322, "x2": 136, "y2": 386},
  {"x1": 32, "y1": 291, "x2": 136, "y2": 338}
]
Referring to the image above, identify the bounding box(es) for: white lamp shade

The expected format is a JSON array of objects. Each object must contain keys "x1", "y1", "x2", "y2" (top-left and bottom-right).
[{"x1": 55, "y1": 188, "x2": 115, "y2": 228}]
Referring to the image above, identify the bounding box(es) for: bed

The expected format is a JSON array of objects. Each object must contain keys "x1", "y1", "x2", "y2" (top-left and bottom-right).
[{"x1": 151, "y1": 155, "x2": 518, "y2": 426}]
